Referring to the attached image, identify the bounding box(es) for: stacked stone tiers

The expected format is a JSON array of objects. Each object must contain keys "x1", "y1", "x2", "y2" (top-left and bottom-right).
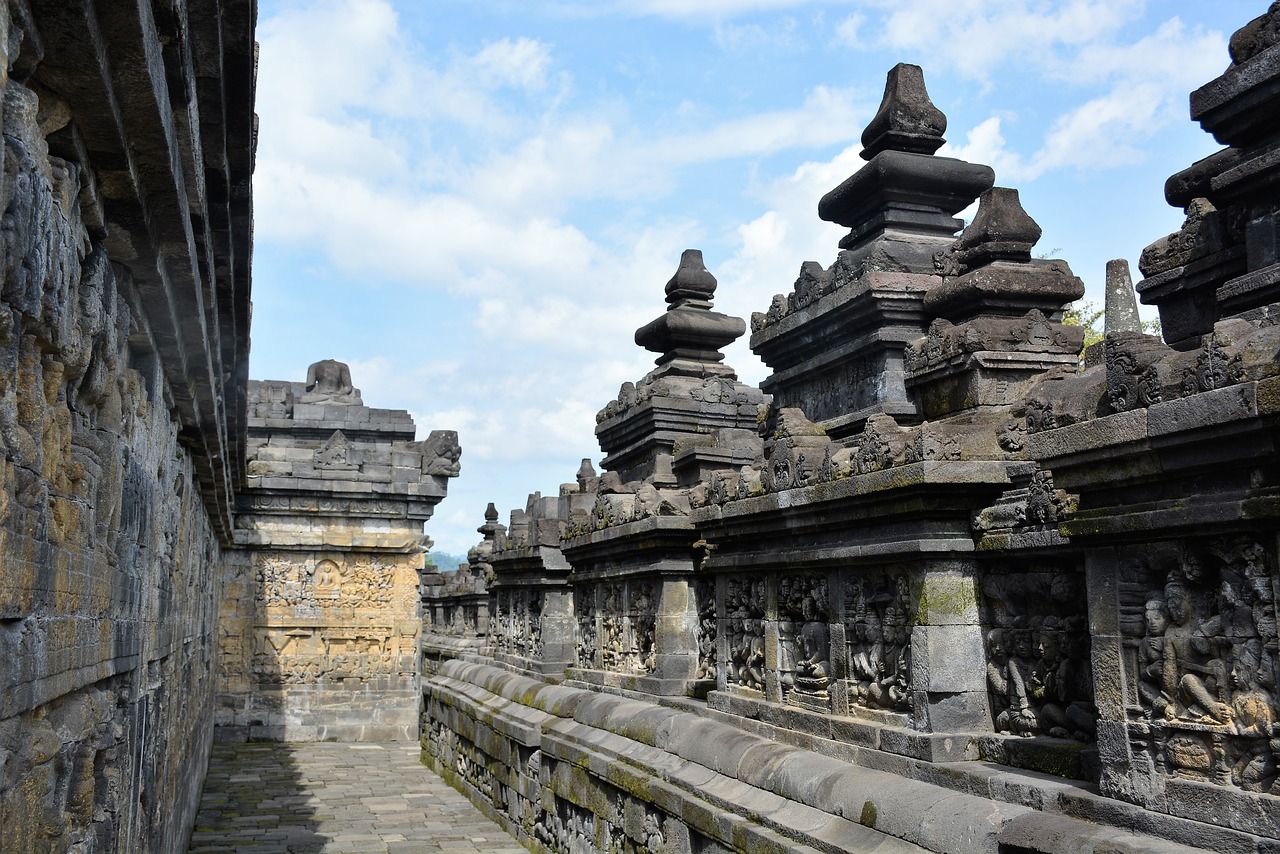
[
  {"x1": 421, "y1": 16, "x2": 1280, "y2": 853},
  {"x1": 216, "y1": 368, "x2": 459, "y2": 742}
]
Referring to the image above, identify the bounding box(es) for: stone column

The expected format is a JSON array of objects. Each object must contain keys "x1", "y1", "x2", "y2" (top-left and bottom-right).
[{"x1": 910, "y1": 561, "x2": 991, "y2": 733}]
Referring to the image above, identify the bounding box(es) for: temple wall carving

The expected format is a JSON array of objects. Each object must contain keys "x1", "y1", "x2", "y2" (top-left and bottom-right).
[
  {"x1": 0, "y1": 0, "x2": 254, "y2": 849},
  {"x1": 215, "y1": 372, "x2": 458, "y2": 742},
  {"x1": 421, "y1": 14, "x2": 1280, "y2": 852}
]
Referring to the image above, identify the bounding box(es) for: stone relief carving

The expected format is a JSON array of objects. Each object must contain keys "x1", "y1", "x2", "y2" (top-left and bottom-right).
[
  {"x1": 576, "y1": 585, "x2": 599, "y2": 669},
  {"x1": 600, "y1": 583, "x2": 625, "y2": 672},
  {"x1": 248, "y1": 381, "x2": 294, "y2": 419},
  {"x1": 981, "y1": 564, "x2": 1096, "y2": 741},
  {"x1": 595, "y1": 376, "x2": 672, "y2": 424},
  {"x1": 844, "y1": 572, "x2": 913, "y2": 714},
  {"x1": 695, "y1": 578, "x2": 717, "y2": 681},
  {"x1": 1120, "y1": 538, "x2": 1278, "y2": 792},
  {"x1": 628, "y1": 582, "x2": 657, "y2": 675},
  {"x1": 254, "y1": 554, "x2": 406, "y2": 610},
  {"x1": 574, "y1": 580, "x2": 659, "y2": 676},
  {"x1": 492, "y1": 589, "x2": 545, "y2": 659},
  {"x1": 726, "y1": 578, "x2": 766, "y2": 692},
  {"x1": 315, "y1": 431, "x2": 357, "y2": 470},
  {"x1": 779, "y1": 575, "x2": 832, "y2": 709},
  {"x1": 249, "y1": 624, "x2": 405, "y2": 684}
]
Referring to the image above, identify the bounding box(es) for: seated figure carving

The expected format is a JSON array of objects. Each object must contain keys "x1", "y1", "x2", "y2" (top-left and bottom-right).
[
  {"x1": 300, "y1": 358, "x2": 360, "y2": 404},
  {"x1": 796, "y1": 597, "x2": 831, "y2": 690}
]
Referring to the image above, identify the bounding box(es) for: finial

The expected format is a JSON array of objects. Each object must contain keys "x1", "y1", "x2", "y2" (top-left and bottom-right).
[
  {"x1": 1228, "y1": 3, "x2": 1280, "y2": 66},
  {"x1": 484, "y1": 502, "x2": 499, "y2": 522},
  {"x1": 665, "y1": 249, "x2": 718, "y2": 308},
  {"x1": 953, "y1": 187, "x2": 1041, "y2": 268},
  {"x1": 1104, "y1": 259, "x2": 1142, "y2": 334},
  {"x1": 860, "y1": 64, "x2": 947, "y2": 161},
  {"x1": 635, "y1": 250, "x2": 745, "y2": 371}
]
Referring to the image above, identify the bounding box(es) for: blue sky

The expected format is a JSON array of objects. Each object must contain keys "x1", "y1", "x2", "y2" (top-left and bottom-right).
[{"x1": 248, "y1": 0, "x2": 1260, "y2": 557}]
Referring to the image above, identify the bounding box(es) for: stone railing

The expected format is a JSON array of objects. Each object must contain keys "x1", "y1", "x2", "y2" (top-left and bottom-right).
[{"x1": 419, "y1": 10, "x2": 1280, "y2": 854}]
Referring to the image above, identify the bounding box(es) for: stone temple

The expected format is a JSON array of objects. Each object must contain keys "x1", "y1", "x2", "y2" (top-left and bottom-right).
[{"x1": 3, "y1": 2, "x2": 1280, "y2": 853}]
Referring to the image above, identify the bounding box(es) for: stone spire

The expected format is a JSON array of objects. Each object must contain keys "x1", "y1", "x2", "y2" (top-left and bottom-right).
[
  {"x1": 751, "y1": 64, "x2": 998, "y2": 439},
  {"x1": 598, "y1": 250, "x2": 765, "y2": 485},
  {"x1": 926, "y1": 187, "x2": 1082, "y2": 322},
  {"x1": 1104, "y1": 259, "x2": 1142, "y2": 334},
  {"x1": 907, "y1": 187, "x2": 1085, "y2": 418},
  {"x1": 859, "y1": 63, "x2": 947, "y2": 159},
  {"x1": 817, "y1": 64, "x2": 994, "y2": 265},
  {"x1": 634, "y1": 249, "x2": 746, "y2": 377}
]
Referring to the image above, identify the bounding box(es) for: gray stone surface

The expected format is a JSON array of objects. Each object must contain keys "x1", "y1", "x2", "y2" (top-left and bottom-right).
[
  {"x1": 188, "y1": 741, "x2": 525, "y2": 854},
  {"x1": 1106, "y1": 259, "x2": 1144, "y2": 334},
  {"x1": 422, "y1": 13, "x2": 1280, "y2": 853},
  {"x1": 217, "y1": 362, "x2": 459, "y2": 743},
  {"x1": 0, "y1": 0, "x2": 253, "y2": 849}
]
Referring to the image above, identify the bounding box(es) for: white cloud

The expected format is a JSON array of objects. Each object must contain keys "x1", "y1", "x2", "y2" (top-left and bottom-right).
[
  {"x1": 714, "y1": 145, "x2": 860, "y2": 384},
  {"x1": 624, "y1": 0, "x2": 849, "y2": 19},
  {"x1": 868, "y1": 0, "x2": 1146, "y2": 83},
  {"x1": 939, "y1": 116, "x2": 1025, "y2": 181},
  {"x1": 834, "y1": 11, "x2": 865, "y2": 43},
  {"x1": 251, "y1": 0, "x2": 1237, "y2": 554},
  {"x1": 469, "y1": 37, "x2": 555, "y2": 90}
]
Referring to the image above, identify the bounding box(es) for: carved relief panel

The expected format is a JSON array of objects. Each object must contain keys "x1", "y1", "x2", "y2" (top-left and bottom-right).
[
  {"x1": 724, "y1": 577, "x2": 766, "y2": 692},
  {"x1": 600, "y1": 582, "x2": 625, "y2": 671},
  {"x1": 1118, "y1": 537, "x2": 1278, "y2": 793},
  {"x1": 575, "y1": 584, "x2": 598, "y2": 669},
  {"x1": 779, "y1": 574, "x2": 832, "y2": 710},
  {"x1": 843, "y1": 571, "x2": 914, "y2": 715},
  {"x1": 245, "y1": 550, "x2": 421, "y2": 687},
  {"x1": 695, "y1": 578, "x2": 717, "y2": 681},
  {"x1": 627, "y1": 581, "x2": 656, "y2": 675},
  {"x1": 573, "y1": 579, "x2": 661, "y2": 676},
  {"x1": 980, "y1": 562, "x2": 1096, "y2": 741}
]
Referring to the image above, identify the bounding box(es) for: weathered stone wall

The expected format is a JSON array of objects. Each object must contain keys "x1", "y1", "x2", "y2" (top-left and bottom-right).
[
  {"x1": 216, "y1": 373, "x2": 459, "y2": 741},
  {"x1": 423, "y1": 10, "x2": 1280, "y2": 853},
  {"x1": 0, "y1": 0, "x2": 254, "y2": 850}
]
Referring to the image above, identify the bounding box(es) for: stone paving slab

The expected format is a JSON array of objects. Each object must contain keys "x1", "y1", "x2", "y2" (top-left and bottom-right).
[{"x1": 188, "y1": 742, "x2": 527, "y2": 854}]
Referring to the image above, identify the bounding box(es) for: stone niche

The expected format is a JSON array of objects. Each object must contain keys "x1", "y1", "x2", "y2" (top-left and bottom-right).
[{"x1": 215, "y1": 363, "x2": 459, "y2": 742}]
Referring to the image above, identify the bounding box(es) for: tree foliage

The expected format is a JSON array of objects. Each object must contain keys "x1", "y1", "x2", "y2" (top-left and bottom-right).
[{"x1": 1063, "y1": 300, "x2": 1105, "y2": 350}]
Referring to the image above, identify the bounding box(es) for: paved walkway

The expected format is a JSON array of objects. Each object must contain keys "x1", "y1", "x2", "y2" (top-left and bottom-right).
[{"x1": 187, "y1": 742, "x2": 527, "y2": 854}]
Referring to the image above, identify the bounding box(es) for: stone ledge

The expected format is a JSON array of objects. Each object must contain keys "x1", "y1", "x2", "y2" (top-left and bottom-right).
[{"x1": 427, "y1": 661, "x2": 1244, "y2": 854}]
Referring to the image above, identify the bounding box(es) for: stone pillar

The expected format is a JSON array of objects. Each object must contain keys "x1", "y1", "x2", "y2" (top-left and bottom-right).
[
  {"x1": 910, "y1": 562, "x2": 991, "y2": 732},
  {"x1": 1083, "y1": 547, "x2": 1158, "y2": 806},
  {"x1": 216, "y1": 362, "x2": 459, "y2": 742},
  {"x1": 653, "y1": 571, "x2": 699, "y2": 683}
]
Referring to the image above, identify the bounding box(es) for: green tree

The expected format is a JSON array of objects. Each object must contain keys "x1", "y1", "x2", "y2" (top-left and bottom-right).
[{"x1": 1063, "y1": 300, "x2": 1104, "y2": 350}]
